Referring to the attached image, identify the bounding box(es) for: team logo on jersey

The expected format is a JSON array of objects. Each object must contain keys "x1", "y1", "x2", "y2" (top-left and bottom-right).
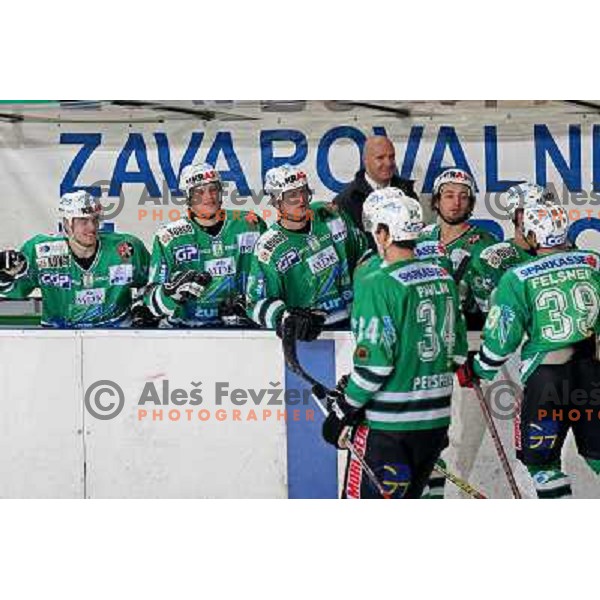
[
  {"x1": 480, "y1": 243, "x2": 518, "y2": 269},
  {"x1": 40, "y1": 273, "x2": 71, "y2": 289},
  {"x1": 326, "y1": 218, "x2": 348, "y2": 243},
  {"x1": 109, "y1": 264, "x2": 134, "y2": 286},
  {"x1": 355, "y1": 345, "x2": 369, "y2": 360},
  {"x1": 276, "y1": 249, "x2": 301, "y2": 273},
  {"x1": 117, "y1": 241, "x2": 134, "y2": 260},
  {"x1": 158, "y1": 221, "x2": 193, "y2": 245},
  {"x1": 75, "y1": 288, "x2": 105, "y2": 306},
  {"x1": 173, "y1": 244, "x2": 199, "y2": 264},
  {"x1": 307, "y1": 246, "x2": 338, "y2": 274},
  {"x1": 468, "y1": 234, "x2": 482, "y2": 245},
  {"x1": 586, "y1": 255, "x2": 598, "y2": 269},
  {"x1": 236, "y1": 232, "x2": 260, "y2": 254},
  {"x1": 36, "y1": 256, "x2": 70, "y2": 269},
  {"x1": 257, "y1": 230, "x2": 287, "y2": 264},
  {"x1": 487, "y1": 305, "x2": 515, "y2": 345},
  {"x1": 204, "y1": 257, "x2": 236, "y2": 277},
  {"x1": 211, "y1": 241, "x2": 224, "y2": 258},
  {"x1": 35, "y1": 241, "x2": 69, "y2": 258}
]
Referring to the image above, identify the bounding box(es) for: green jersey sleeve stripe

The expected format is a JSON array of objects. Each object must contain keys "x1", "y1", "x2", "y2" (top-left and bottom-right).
[
  {"x1": 479, "y1": 346, "x2": 508, "y2": 367},
  {"x1": 265, "y1": 300, "x2": 285, "y2": 329},
  {"x1": 355, "y1": 365, "x2": 390, "y2": 385},
  {"x1": 154, "y1": 286, "x2": 176, "y2": 317},
  {"x1": 349, "y1": 371, "x2": 382, "y2": 393},
  {"x1": 360, "y1": 365, "x2": 394, "y2": 376}
]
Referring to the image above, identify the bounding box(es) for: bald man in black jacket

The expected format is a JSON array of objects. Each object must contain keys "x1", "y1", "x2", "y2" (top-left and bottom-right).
[{"x1": 333, "y1": 136, "x2": 418, "y2": 250}]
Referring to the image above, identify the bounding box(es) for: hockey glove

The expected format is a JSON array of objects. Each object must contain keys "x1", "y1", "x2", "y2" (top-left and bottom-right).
[
  {"x1": 163, "y1": 271, "x2": 212, "y2": 304},
  {"x1": 322, "y1": 390, "x2": 364, "y2": 449},
  {"x1": 276, "y1": 307, "x2": 326, "y2": 342},
  {"x1": 0, "y1": 250, "x2": 27, "y2": 283},
  {"x1": 456, "y1": 351, "x2": 478, "y2": 388},
  {"x1": 131, "y1": 303, "x2": 161, "y2": 328},
  {"x1": 219, "y1": 294, "x2": 257, "y2": 328}
]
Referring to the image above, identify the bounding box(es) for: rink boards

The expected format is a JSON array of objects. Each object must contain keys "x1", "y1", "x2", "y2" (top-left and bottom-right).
[{"x1": 0, "y1": 329, "x2": 599, "y2": 499}]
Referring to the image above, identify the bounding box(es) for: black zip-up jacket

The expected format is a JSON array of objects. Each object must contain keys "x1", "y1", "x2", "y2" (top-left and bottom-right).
[{"x1": 332, "y1": 169, "x2": 418, "y2": 250}]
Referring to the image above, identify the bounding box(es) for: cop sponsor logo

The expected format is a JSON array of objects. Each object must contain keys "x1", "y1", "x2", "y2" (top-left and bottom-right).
[
  {"x1": 307, "y1": 246, "x2": 338, "y2": 274},
  {"x1": 173, "y1": 244, "x2": 199, "y2": 264},
  {"x1": 40, "y1": 273, "x2": 71, "y2": 289},
  {"x1": 109, "y1": 264, "x2": 134, "y2": 286},
  {"x1": 276, "y1": 249, "x2": 301, "y2": 273},
  {"x1": 75, "y1": 288, "x2": 105, "y2": 306},
  {"x1": 326, "y1": 218, "x2": 347, "y2": 243},
  {"x1": 204, "y1": 257, "x2": 236, "y2": 277}
]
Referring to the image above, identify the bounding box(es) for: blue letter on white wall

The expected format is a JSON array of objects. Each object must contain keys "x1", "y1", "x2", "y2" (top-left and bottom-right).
[{"x1": 535, "y1": 125, "x2": 582, "y2": 191}]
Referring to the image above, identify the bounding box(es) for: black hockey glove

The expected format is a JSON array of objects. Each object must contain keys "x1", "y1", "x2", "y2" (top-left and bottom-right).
[
  {"x1": 130, "y1": 303, "x2": 161, "y2": 328},
  {"x1": 276, "y1": 307, "x2": 326, "y2": 342},
  {"x1": 322, "y1": 390, "x2": 364, "y2": 449},
  {"x1": 219, "y1": 294, "x2": 257, "y2": 328},
  {"x1": 0, "y1": 250, "x2": 27, "y2": 283},
  {"x1": 163, "y1": 271, "x2": 212, "y2": 304}
]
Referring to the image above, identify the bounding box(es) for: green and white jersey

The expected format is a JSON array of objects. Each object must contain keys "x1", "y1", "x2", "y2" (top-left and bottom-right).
[
  {"x1": 416, "y1": 223, "x2": 498, "y2": 307},
  {"x1": 353, "y1": 250, "x2": 381, "y2": 285},
  {"x1": 0, "y1": 231, "x2": 149, "y2": 327},
  {"x1": 145, "y1": 210, "x2": 266, "y2": 327},
  {"x1": 468, "y1": 239, "x2": 532, "y2": 312},
  {"x1": 345, "y1": 258, "x2": 468, "y2": 431},
  {"x1": 246, "y1": 202, "x2": 368, "y2": 328},
  {"x1": 474, "y1": 249, "x2": 600, "y2": 382}
]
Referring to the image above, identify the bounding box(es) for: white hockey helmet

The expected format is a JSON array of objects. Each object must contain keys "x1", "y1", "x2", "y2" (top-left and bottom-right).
[
  {"x1": 58, "y1": 191, "x2": 102, "y2": 223},
  {"x1": 179, "y1": 161, "x2": 221, "y2": 199},
  {"x1": 504, "y1": 182, "x2": 557, "y2": 220},
  {"x1": 522, "y1": 204, "x2": 569, "y2": 248},
  {"x1": 366, "y1": 188, "x2": 424, "y2": 242},
  {"x1": 264, "y1": 164, "x2": 310, "y2": 204},
  {"x1": 432, "y1": 167, "x2": 476, "y2": 198}
]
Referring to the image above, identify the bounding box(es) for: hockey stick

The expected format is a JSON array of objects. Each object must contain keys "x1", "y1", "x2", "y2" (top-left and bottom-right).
[
  {"x1": 281, "y1": 331, "x2": 391, "y2": 498},
  {"x1": 431, "y1": 461, "x2": 487, "y2": 499},
  {"x1": 282, "y1": 331, "x2": 487, "y2": 499},
  {"x1": 472, "y1": 380, "x2": 522, "y2": 499}
]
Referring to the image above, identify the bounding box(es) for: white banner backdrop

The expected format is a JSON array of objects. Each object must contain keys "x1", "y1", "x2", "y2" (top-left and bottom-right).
[{"x1": 2, "y1": 117, "x2": 600, "y2": 248}]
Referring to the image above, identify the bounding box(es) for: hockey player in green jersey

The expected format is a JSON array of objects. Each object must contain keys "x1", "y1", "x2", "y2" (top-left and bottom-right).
[
  {"x1": 246, "y1": 164, "x2": 368, "y2": 340},
  {"x1": 321, "y1": 190, "x2": 468, "y2": 498},
  {"x1": 0, "y1": 191, "x2": 150, "y2": 328},
  {"x1": 417, "y1": 167, "x2": 498, "y2": 317},
  {"x1": 468, "y1": 182, "x2": 557, "y2": 312},
  {"x1": 144, "y1": 161, "x2": 266, "y2": 327},
  {"x1": 415, "y1": 168, "x2": 498, "y2": 497},
  {"x1": 464, "y1": 205, "x2": 600, "y2": 498}
]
